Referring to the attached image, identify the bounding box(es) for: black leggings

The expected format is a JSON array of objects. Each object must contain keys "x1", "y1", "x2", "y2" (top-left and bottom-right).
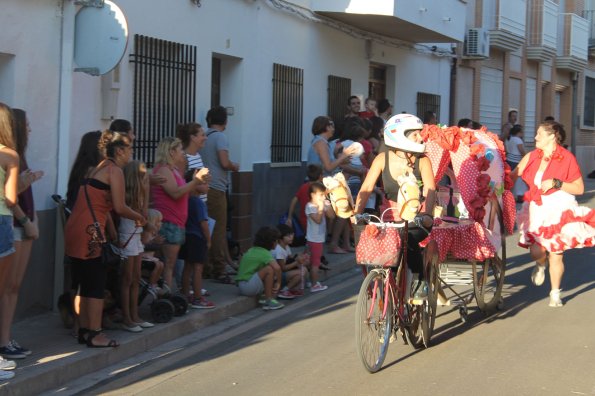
[
  {"x1": 69, "y1": 256, "x2": 107, "y2": 299},
  {"x1": 407, "y1": 226, "x2": 429, "y2": 278}
]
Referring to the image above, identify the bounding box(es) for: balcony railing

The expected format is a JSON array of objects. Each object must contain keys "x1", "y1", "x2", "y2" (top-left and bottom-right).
[
  {"x1": 556, "y1": 13, "x2": 589, "y2": 72},
  {"x1": 582, "y1": 10, "x2": 595, "y2": 51},
  {"x1": 526, "y1": 0, "x2": 558, "y2": 61},
  {"x1": 483, "y1": 0, "x2": 526, "y2": 51}
]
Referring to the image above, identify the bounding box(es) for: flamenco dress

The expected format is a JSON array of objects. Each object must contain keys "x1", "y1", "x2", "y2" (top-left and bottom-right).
[{"x1": 517, "y1": 147, "x2": 595, "y2": 253}]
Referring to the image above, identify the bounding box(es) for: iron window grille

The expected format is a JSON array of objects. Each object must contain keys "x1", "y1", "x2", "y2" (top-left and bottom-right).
[
  {"x1": 416, "y1": 92, "x2": 441, "y2": 123},
  {"x1": 584, "y1": 76, "x2": 595, "y2": 128},
  {"x1": 271, "y1": 63, "x2": 304, "y2": 164},
  {"x1": 129, "y1": 34, "x2": 197, "y2": 167},
  {"x1": 327, "y1": 75, "x2": 352, "y2": 131}
]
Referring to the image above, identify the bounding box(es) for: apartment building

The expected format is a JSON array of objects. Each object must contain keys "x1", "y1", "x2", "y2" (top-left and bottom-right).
[{"x1": 453, "y1": 0, "x2": 594, "y2": 168}]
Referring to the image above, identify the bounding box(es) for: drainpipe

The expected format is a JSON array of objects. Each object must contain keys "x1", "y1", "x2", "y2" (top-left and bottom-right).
[
  {"x1": 53, "y1": 0, "x2": 76, "y2": 309},
  {"x1": 449, "y1": 46, "x2": 458, "y2": 126},
  {"x1": 570, "y1": 71, "x2": 578, "y2": 155}
]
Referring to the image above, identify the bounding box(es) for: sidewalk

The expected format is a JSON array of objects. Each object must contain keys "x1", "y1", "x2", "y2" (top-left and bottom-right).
[{"x1": 0, "y1": 250, "x2": 358, "y2": 396}]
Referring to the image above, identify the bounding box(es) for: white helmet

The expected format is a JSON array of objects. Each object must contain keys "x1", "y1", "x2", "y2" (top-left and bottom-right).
[{"x1": 383, "y1": 114, "x2": 426, "y2": 153}]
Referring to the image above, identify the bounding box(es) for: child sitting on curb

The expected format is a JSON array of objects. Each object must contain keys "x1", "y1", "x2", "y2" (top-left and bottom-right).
[
  {"x1": 273, "y1": 224, "x2": 310, "y2": 299},
  {"x1": 235, "y1": 226, "x2": 284, "y2": 310},
  {"x1": 141, "y1": 209, "x2": 166, "y2": 297}
]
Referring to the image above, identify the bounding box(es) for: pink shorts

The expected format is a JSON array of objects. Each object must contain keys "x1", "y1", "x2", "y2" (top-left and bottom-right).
[{"x1": 307, "y1": 241, "x2": 323, "y2": 267}]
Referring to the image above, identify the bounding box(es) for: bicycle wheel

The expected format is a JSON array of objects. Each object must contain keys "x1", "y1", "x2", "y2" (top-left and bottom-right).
[
  {"x1": 472, "y1": 255, "x2": 505, "y2": 313},
  {"x1": 404, "y1": 303, "x2": 424, "y2": 350},
  {"x1": 355, "y1": 269, "x2": 392, "y2": 373},
  {"x1": 421, "y1": 250, "x2": 439, "y2": 348}
]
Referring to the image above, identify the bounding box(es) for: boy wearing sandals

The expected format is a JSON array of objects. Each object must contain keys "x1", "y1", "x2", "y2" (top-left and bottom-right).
[{"x1": 235, "y1": 227, "x2": 284, "y2": 310}]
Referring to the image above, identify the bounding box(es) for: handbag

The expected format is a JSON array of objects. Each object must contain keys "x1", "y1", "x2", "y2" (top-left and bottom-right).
[
  {"x1": 83, "y1": 183, "x2": 121, "y2": 268},
  {"x1": 355, "y1": 223, "x2": 404, "y2": 267}
]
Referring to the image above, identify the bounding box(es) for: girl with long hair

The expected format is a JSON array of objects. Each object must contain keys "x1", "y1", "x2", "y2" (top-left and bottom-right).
[
  {"x1": 0, "y1": 108, "x2": 43, "y2": 360},
  {"x1": 0, "y1": 103, "x2": 19, "y2": 377},
  {"x1": 119, "y1": 160, "x2": 154, "y2": 332}
]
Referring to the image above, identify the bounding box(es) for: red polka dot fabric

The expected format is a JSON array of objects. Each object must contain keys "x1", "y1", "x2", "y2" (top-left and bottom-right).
[
  {"x1": 420, "y1": 220, "x2": 496, "y2": 261},
  {"x1": 425, "y1": 141, "x2": 451, "y2": 183},
  {"x1": 356, "y1": 224, "x2": 403, "y2": 267}
]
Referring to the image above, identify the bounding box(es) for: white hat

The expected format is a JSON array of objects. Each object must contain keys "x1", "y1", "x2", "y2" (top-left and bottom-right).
[{"x1": 383, "y1": 114, "x2": 425, "y2": 153}]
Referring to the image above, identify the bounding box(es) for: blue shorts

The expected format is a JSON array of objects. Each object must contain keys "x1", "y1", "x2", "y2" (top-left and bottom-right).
[
  {"x1": 159, "y1": 221, "x2": 186, "y2": 245},
  {"x1": 179, "y1": 234, "x2": 208, "y2": 263},
  {"x1": 0, "y1": 215, "x2": 15, "y2": 258}
]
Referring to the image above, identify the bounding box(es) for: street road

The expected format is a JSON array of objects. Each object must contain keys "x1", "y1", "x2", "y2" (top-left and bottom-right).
[{"x1": 64, "y1": 234, "x2": 595, "y2": 396}]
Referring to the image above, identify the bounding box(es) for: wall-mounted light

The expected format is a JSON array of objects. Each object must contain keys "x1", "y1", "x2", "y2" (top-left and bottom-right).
[
  {"x1": 442, "y1": 17, "x2": 452, "y2": 22},
  {"x1": 419, "y1": 7, "x2": 427, "y2": 12},
  {"x1": 190, "y1": 0, "x2": 201, "y2": 7}
]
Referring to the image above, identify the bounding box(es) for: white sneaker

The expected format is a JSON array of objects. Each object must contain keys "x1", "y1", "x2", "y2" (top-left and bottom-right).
[
  {"x1": 310, "y1": 282, "x2": 328, "y2": 292},
  {"x1": 549, "y1": 289, "x2": 563, "y2": 307},
  {"x1": 0, "y1": 369, "x2": 14, "y2": 381},
  {"x1": 0, "y1": 357, "x2": 16, "y2": 370},
  {"x1": 531, "y1": 262, "x2": 546, "y2": 286}
]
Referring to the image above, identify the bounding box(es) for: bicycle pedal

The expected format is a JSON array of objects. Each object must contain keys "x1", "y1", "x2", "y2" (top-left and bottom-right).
[
  {"x1": 408, "y1": 298, "x2": 425, "y2": 306},
  {"x1": 380, "y1": 333, "x2": 398, "y2": 344}
]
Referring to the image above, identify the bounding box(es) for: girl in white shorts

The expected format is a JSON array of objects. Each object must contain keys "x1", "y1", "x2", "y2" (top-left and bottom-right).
[{"x1": 119, "y1": 161, "x2": 154, "y2": 332}]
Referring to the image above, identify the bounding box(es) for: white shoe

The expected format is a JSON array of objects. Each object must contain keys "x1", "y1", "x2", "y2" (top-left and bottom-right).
[
  {"x1": 549, "y1": 289, "x2": 563, "y2": 307},
  {"x1": 135, "y1": 321, "x2": 155, "y2": 328},
  {"x1": 310, "y1": 282, "x2": 328, "y2": 292},
  {"x1": 0, "y1": 357, "x2": 16, "y2": 371},
  {"x1": 531, "y1": 262, "x2": 546, "y2": 286},
  {"x1": 120, "y1": 323, "x2": 143, "y2": 333}
]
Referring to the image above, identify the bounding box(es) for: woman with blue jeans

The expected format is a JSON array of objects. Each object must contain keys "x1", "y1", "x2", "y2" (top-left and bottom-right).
[
  {"x1": 0, "y1": 103, "x2": 20, "y2": 379},
  {"x1": 0, "y1": 109, "x2": 43, "y2": 360}
]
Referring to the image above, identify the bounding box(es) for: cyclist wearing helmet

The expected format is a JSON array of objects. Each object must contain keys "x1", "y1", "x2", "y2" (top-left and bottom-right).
[{"x1": 354, "y1": 114, "x2": 437, "y2": 296}]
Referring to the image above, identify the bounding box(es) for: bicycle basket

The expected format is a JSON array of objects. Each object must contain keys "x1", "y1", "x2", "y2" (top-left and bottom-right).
[{"x1": 355, "y1": 223, "x2": 403, "y2": 267}]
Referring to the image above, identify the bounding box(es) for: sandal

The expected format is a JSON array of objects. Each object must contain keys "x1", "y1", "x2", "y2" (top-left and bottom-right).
[
  {"x1": 77, "y1": 328, "x2": 89, "y2": 345},
  {"x1": 86, "y1": 329, "x2": 119, "y2": 348}
]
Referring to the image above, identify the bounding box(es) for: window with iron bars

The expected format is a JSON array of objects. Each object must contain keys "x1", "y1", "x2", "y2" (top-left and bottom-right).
[
  {"x1": 271, "y1": 63, "x2": 304, "y2": 164},
  {"x1": 129, "y1": 34, "x2": 197, "y2": 167},
  {"x1": 416, "y1": 92, "x2": 441, "y2": 124},
  {"x1": 327, "y1": 75, "x2": 352, "y2": 132},
  {"x1": 584, "y1": 76, "x2": 595, "y2": 128}
]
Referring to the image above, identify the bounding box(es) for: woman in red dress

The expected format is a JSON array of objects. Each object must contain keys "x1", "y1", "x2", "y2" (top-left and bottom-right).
[{"x1": 514, "y1": 121, "x2": 595, "y2": 307}]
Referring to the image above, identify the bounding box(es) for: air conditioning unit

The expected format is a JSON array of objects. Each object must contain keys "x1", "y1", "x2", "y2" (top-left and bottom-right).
[{"x1": 463, "y1": 28, "x2": 490, "y2": 59}]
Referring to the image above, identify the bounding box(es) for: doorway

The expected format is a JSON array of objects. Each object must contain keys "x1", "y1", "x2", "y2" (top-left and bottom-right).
[{"x1": 368, "y1": 63, "x2": 386, "y2": 102}]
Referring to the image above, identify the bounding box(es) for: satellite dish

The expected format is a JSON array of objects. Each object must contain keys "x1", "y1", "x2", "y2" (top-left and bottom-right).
[{"x1": 73, "y1": 0, "x2": 128, "y2": 76}]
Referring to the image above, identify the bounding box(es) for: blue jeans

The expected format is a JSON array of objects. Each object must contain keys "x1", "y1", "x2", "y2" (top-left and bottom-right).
[{"x1": 0, "y1": 215, "x2": 15, "y2": 258}]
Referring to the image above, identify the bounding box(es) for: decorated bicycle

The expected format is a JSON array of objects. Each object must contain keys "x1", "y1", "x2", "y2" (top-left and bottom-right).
[
  {"x1": 421, "y1": 123, "x2": 515, "y2": 320},
  {"x1": 350, "y1": 115, "x2": 515, "y2": 373}
]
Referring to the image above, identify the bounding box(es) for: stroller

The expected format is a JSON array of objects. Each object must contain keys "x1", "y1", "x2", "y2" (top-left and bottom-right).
[{"x1": 52, "y1": 195, "x2": 188, "y2": 326}]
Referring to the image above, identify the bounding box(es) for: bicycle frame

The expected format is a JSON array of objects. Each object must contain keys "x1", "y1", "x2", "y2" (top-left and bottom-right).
[{"x1": 365, "y1": 223, "x2": 411, "y2": 330}]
